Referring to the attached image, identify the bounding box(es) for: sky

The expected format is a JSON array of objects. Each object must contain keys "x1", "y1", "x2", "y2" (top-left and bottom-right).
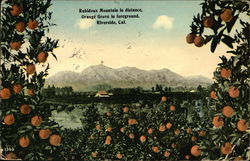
[{"x1": 43, "y1": 0, "x2": 236, "y2": 78}]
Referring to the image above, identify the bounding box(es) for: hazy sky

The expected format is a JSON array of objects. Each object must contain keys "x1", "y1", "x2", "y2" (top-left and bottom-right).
[{"x1": 44, "y1": 0, "x2": 236, "y2": 78}]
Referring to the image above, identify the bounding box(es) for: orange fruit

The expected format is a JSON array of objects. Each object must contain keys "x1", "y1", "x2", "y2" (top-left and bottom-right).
[
  {"x1": 171, "y1": 143, "x2": 176, "y2": 149},
  {"x1": 96, "y1": 124, "x2": 101, "y2": 130},
  {"x1": 91, "y1": 152, "x2": 98, "y2": 158},
  {"x1": 19, "y1": 136, "x2": 30, "y2": 148},
  {"x1": 116, "y1": 153, "x2": 123, "y2": 159},
  {"x1": 174, "y1": 129, "x2": 180, "y2": 135},
  {"x1": 5, "y1": 152, "x2": 17, "y2": 159},
  {"x1": 210, "y1": 91, "x2": 217, "y2": 99},
  {"x1": 237, "y1": 119, "x2": 249, "y2": 132},
  {"x1": 203, "y1": 17, "x2": 215, "y2": 28},
  {"x1": 159, "y1": 124, "x2": 166, "y2": 132},
  {"x1": 37, "y1": 52, "x2": 48, "y2": 63},
  {"x1": 191, "y1": 145, "x2": 201, "y2": 157},
  {"x1": 106, "y1": 136, "x2": 111, "y2": 141},
  {"x1": 31, "y1": 115, "x2": 42, "y2": 126},
  {"x1": 0, "y1": 88, "x2": 11, "y2": 99},
  {"x1": 234, "y1": 156, "x2": 244, "y2": 161},
  {"x1": 194, "y1": 36, "x2": 204, "y2": 47},
  {"x1": 10, "y1": 5, "x2": 22, "y2": 16},
  {"x1": 13, "y1": 84, "x2": 23, "y2": 94},
  {"x1": 20, "y1": 104, "x2": 31, "y2": 114},
  {"x1": 191, "y1": 136, "x2": 197, "y2": 142},
  {"x1": 27, "y1": 19, "x2": 38, "y2": 30},
  {"x1": 220, "y1": 68, "x2": 231, "y2": 79},
  {"x1": 15, "y1": 22, "x2": 25, "y2": 32},
  {"x1": 220, "y1": 8, "x2": 233, "y2": 22},
  {"x1": 212, "y1": 116, "x2": 224, "y2": 128},
  {"x1": 185, "y1": 155, "x2": 191, "y2": 160},
  {"x1": 128, "y1": 119, "x2": 137, "y2": 125},
  {"x1": 49, "y1": 134, "x2": 61, "y2": 146},
  {"x1": 10, "y1": 42, "x2": 22, "y2": 50},
  {"x1": 222, "y1": 106, "x2": 234, "y2": 117},
  {"x1": 161, "y1": 96, "x2": 167, "y2": 102},
  {"x1": 221, "y1": 142, "x2": 232, "y2": 154},
  {"x1": 164, "y1": 151, "x2": 170, "y2": 157},
  {"x1": 120, "y1": 127, "x2": 124, "y2": 133},
  {"x1": 26, "y1": 64, "x2": 36, "y2": 75},
  {"x1": 186, "y1": 128, "x2": 192, "y2": 134},
  {"x1": 166, "y1": 122, "x2": 172, "y2": 129},
  {"x1": 39, "y1": 129, "x2": 51, "y2": 139},
  {"x1": 140, "y1": 135, "x2": 146, "y2": 143},
  {"x1": 152, "y1": 146, "x2": 159, "y2": 153},
  {"x1": 27, "y1": 89, "x2": 35, "y2": 96},
  {"x1": 106, "y1": 112, "x2": 112, "y2": 116},
  {"x1": 106, "y1": 126, "x2": 112, "y2": 132},
  {"x1": 228, "y1": 87, "x2": 240, "y2": 98},
  {"x1": 4, "y1": 114, "x2": 15, "y2": 125},
  {"x1": 170, "y1": 105, "x2": 176, "y2": 111},
  {"x1": 148, "y1": 128, "x2": 153, "y2": 134},
  {"x1": 129, "y1": 133, "x2": 135, "y2": 139},
  {"x1": 198, "y1": 130, "x2": 206, "y2": 136},
  {"x1": 123, "y1": 107, "x2": 129, "y2": 113},
  {"x1": 186, "y1": 34, "x2": 196, "y2": 44}
]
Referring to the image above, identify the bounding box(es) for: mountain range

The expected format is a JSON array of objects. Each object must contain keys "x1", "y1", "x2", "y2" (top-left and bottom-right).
[{"x1": 45, "y1": 65, "x2": 213, "y2": 91}]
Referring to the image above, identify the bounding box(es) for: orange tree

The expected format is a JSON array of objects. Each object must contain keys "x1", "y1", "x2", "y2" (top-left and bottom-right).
[
  {"x1": 0, "y1": 0, "x2": 61, "y2": 160},
  {"x1": 186, "y1": 0, "x2": 249, "y2": 160}
]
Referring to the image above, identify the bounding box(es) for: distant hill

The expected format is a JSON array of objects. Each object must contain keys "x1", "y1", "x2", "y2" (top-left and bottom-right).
[{"x1": 46, "y1": 65, "x2": 213, "y2": 91}]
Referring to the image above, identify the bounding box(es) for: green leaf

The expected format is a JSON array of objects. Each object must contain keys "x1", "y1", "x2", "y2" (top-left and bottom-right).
[{"x1": 226, "y1": 14, "x2": 239, "y2": 33}]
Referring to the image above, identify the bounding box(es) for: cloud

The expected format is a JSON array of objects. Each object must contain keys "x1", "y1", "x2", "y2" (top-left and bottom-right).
[
  {"x1": 76, "y1": 19, "x2": 96, "y2": 29},
  {"x1": 153, "y1": 15, "x2": 174, "y2": 30}
]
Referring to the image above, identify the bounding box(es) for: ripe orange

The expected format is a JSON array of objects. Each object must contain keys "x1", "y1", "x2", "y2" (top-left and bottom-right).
[
  {"x1": 15, "y1": 22, "x2": 25, "y2": 32},
  {"x1": 221, "y1": 142, "x2": 232, "y2": 154},
  {"x1": 31, "y1": 115, "x2": 42, "y2": 126},
  {"x1": 106, "y1": 112, "x2": 112, "y2": 116},
  {"x1": 222, "y1": 106, "x2": 234, "y2": 117},
  {"x1": 27, "y1": 89, "x2": 35, "y2": 96},
  {"x1": 203, "y1": 17, "x2": 215, "y2": 28},
  {"x1": 0, "y1": 88, "x2": 11, "y2": 99},
  {"x1": 220, "y1": 68, "x2": 231, "y2": 79},
  {"x1": 123, "y1": 107, "x2": 129, "y2": 113},
  {"x1": 91, "y1": 152, "x2": 98, "y2": 158},
  {"x1": 186, "y1": 128, "x2": 192, "y2": 134},
  {"x1": 185, "y1": 155, "x2": 191, "y2": 160},
  {"x1": 27, "y1": 19, "x2": 38, "y2": 30},
  {"x1": 198, "y1": 130, "x2": 206, "y2": 136},
  {"x1": 116, "y1": 153, "x2": 123, "y2": 159},
  {"x1": 170, "y1": 105, "x2": 176, "y2": 111},
  {"x1": 129, "y1": 133, "x2": 135, "y2": 139},
  {"x1": 37, "y1": 52, "x2": 48, "y2": 63},
  {"x1": 128, "y1": 119, "x2": 137, "y2": 125},
  {"x1": 161, "y1": 96, "x2": 167, "y2": 102},
  {"x1": 210, "y1": 91, "x2": 217, "y2": 99},
  {"x1": 159, "y1": 124, "x2": 166, "y2": 132},
  {"x1": 148, "y1": 128, "x2": 153, "y2": 134},
  {"x1": 191, "y1": 145, "x2": 201, "y2": 157},
  {"x1": 174, "y1": 129, "x2": 180, "y2": 135},
  {"x1": 26, "y1": 64, "x2": 36, "y2": 75},
  {"x1": 166, "y1": 122, "x2": 172, "y2": 129},
  {"x1": 212, "y1": 116, "x2": 224, "y2": 128},
  {"x1": 234, "y1": 156, "x2": 243, "y2": 161},
  {"x1": 220, "y1": 8, "x2": 233, "y2": 22},
  {"x1": 19, "y1": 136, "x2": 30, "y2": 148},
  {"x1": 10, "y1": 5, "x2": 22, "y2": 16},
  {"x1": 13, "y1": 84, "x2": 22, "y2": 94},
  {"x1": 39, "y1": 129, "x2": 51, "y2": 139},
  {"x1": 20, "y1": 104, "x2": 31, "y2": 114},
  {"x1": 164, "y1": 151, "x2": 170, "y2": 157},
  {"x1": 4, "y1": 114, "x2": 15, "y2": 125},
  {"x1": 96, "y1": 124, "x2": 101, "y2": 130},
  {"x1": 171, "y1": 143, "x2": 176, "y2": 149},
  {"x1": 5, "y1": 152, "x2": 17, "y2": 159},
  {"x1": 228, "y1": 87, "x2": 240, "y2": 98},
  {"x1": 194, "y1": 36, "x2": 204, "y2": 47},
  {"x1": 152, "y1": 146, "x2": 159, "y2": 153},
  {"x1": 10, "y1": 42, "x2": 22, "y2": 50},
  {"x1": 120, "y1": 127, "x2": 124, "y2": 133},
  {"x1": 49, "y1": 134, "x2": 61, "y2": 146},
  {"x1": 237, "y1": 119, "x2": 249, "y2": 132},
  {"x1": 106, "y1": 126, "x2": 112, "y2": 132},
  {"x1": 191, "y1": 136, "x2": 197, "y2": 142},
  {"x1": 186, "y1": 34, "x2": 196, "y2": 44},
  {"x1": 140, "y1": 135, "x2": 146, "y2": 143},
  {"x1": 106, "y1": 136, "x2": 111, "y2": 141}
]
